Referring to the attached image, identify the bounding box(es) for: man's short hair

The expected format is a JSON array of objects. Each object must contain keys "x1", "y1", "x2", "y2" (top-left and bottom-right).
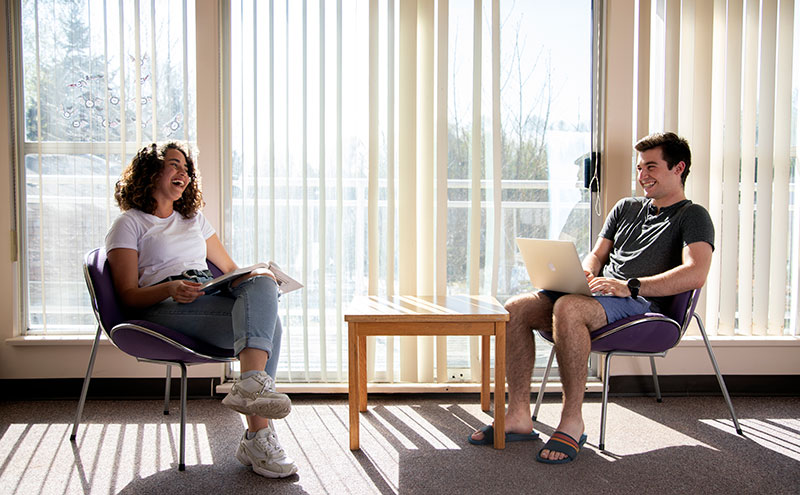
[{"x1": 634, "y1": 132, "x2": 691, "y2": 186}]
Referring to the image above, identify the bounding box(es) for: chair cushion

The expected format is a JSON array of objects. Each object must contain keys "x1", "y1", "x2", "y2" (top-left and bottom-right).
[
  {"x1": 111, "y1": 320, "x2": 235, "y2": 363},
  {"x1": 537, "y1": 312, "x2": 681, "y2": 353},
  {"x1": 587, "y1": 314, "x2": 681, "y2": 352}
]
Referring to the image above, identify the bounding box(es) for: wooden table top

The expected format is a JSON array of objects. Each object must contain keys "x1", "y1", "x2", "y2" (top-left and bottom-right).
[{"x1": 344, "y1": 295, "x2": 508, "y2": 323}]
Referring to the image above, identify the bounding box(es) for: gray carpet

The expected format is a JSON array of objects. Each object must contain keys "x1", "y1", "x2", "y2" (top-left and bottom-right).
[{"x1": 0, "y1": 394, "x2": 798, "y2": 494}]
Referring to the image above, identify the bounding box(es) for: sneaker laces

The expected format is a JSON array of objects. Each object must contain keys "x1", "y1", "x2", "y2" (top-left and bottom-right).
[
  {"x1": 255, "y1": 375, "x2": 270, "y2": 396},
  {"x1": 238, "y1": 372, "x2": 276, "y2": 396},
  {"x1": 254, "y1": 428, "x2": 285, "y2": 456},
  {"x1": 264, "y1": 374, "x2": 277, "y2": 393}
]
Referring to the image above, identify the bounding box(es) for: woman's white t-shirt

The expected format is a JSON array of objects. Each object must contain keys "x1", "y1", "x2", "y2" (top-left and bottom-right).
[{"x1": 105, "y1": 209, "x2": 216, "y2": 287}]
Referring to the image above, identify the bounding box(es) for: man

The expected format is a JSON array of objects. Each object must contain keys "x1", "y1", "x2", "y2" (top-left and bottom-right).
[{"x1": 469, "y1": 132, "x2": 714, "y2": 464}]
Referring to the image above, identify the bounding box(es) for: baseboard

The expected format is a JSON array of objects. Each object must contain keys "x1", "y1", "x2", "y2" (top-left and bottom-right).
[
  {"x1": 607, "y1": 374, "x2": 800, "y2": 397},
  {"x1": 1, "y1": 375, "x2": 797, "y2": 401},
  {"x1": 0, "y1": 377, "x2": 223, "y2": 401}
]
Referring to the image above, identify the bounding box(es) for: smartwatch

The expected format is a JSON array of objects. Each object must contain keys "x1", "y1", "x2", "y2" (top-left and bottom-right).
[{"x1": 627, "y1": 278, "x2": 640, "y2": 299}]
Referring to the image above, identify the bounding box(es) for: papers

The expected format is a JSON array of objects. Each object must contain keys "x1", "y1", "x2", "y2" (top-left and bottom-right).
[
  {"x1": 267, "y1": 261, "x2": 303, "y2": 294},
  {"x1": 200, "y1": 262, "x2": 303, "y2": 294}
]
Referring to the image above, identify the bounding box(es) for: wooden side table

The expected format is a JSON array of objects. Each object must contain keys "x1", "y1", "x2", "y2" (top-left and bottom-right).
[{"x1": 344, "y1": 295, "x2": 509, "y2": 450}]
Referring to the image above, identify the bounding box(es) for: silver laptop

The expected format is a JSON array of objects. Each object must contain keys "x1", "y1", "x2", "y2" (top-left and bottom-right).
[{"x1": 515, "y1": 238, "x2": 592, "y2": 296}]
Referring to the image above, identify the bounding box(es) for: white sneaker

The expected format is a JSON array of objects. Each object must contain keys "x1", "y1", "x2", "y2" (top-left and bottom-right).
[
  {"x1": 221, "y1": 371, "x2": 292, "y2": 419},
  {"x1": 236, "y1": 427, "x2": 298, "y2": 478}
]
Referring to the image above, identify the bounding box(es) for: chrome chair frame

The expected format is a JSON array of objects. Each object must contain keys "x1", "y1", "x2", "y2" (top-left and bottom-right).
[
  {"x1": 71, "y1": 248, "x2": 236, "y2": 471},
  {"x1": 532, "y1": 289, "x2": 744, "y2": 450}
]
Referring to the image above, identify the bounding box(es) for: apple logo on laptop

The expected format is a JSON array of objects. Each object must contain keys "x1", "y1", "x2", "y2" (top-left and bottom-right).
[{"x1": 548, "y1": 262, "x2": 557, "y2": 272}]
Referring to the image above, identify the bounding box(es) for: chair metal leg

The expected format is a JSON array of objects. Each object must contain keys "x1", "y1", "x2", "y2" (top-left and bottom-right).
[
  {"x1": 694, "y1": 314, "x2": 744, "y2": 436},
  {"x1": 649, "y1": 356, "x2": 662, "y2": 403},
  {"x1": 71, "y1": 325, "x2": 103, "y2": 441},
  {"x1": 163, "y1": 365, "x2": 172, "y2": 415},
  {"x1": 178, "y1": 362, "x2": 188, "y2": 471},
  {"x1": 532, "y1": 346, "x2": 556, "y2": 421},
  {"x1": 599, "y1": 352, "x2": 613, "y2": 451}
]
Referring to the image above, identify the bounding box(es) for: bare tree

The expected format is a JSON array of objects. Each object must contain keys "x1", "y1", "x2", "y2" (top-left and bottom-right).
[{"x1": 447, "y1": 8, "x2": 556, "y2": 290}]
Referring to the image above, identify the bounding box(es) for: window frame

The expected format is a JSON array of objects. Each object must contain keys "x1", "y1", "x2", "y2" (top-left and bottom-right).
[{"x1": 13, "y1": 0, "x2": 199, "y2": 337}]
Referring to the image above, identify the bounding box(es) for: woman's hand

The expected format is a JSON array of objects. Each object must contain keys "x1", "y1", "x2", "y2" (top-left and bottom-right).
[{"x1": 167, "y1": 280, "x2": 205, "y2": 303}]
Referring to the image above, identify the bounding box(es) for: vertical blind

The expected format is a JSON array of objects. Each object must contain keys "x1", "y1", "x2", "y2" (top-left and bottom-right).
[
  {"x1": 644, "y1": 0, "x2": 797, "y2": 336},
  {"x1": 224, "y1": 0, "x2": 594, "y2": 383},
  {"x1": 15, "y1": 0, "x2": 197, "y2": 334},
  {"x1": 17, "y1": 0, "x2": 797, "y2": 367}
]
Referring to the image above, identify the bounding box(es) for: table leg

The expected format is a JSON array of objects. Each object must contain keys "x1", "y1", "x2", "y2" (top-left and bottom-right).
[
  {"x1": 348, "y1": 322, "x2": 360, "y2": 450},
  {"x1": 481, "y1": 335, "x2": 490, "y2": 411},
  {"x1": 494, "y1": 321, "x2": 506, "y2": 449},
  {"x1": 359, "y1": 335, "x2": 367, "y2": 412}
]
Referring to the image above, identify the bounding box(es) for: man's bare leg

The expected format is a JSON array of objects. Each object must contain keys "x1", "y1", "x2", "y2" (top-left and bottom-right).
[
  {"x1": 471, "y1": 292, "x2": 553, "y2": 442},
  {"x1": 538, "y1": 294, "x2": 607, "y2": 461}
]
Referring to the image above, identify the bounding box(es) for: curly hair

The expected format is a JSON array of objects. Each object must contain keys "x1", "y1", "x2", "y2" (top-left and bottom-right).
[
  {"x1": 114, "y1": 142, "x2": 203, "y2": 218},
  {"x1": 634, "y1": 132, "x2": 692, "y2": 186}
]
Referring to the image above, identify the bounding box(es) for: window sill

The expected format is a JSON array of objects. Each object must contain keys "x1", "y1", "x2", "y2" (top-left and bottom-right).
[
  {"x1": 216, "y1": 381, "x2": 601, "y2": 395},
  {"x1": 6, "y1": 334, "x2": 798, "y2": 348},
  {"x1": 678, "y1": 335, "x2": 800, "y2": 347},
  {"x1": 5, "y1": 334, "x2": 111, "y2": 346}
]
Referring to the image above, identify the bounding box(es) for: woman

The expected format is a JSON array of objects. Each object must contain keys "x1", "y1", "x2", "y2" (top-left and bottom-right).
[{"x1": 105, "y1": 142, "x2": 297, "y2": 478}]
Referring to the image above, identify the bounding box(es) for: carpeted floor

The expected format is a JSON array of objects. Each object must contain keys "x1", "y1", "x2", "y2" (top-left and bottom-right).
[{"x1": 0, "y1": 394, "x2": 798, "y2": 494}]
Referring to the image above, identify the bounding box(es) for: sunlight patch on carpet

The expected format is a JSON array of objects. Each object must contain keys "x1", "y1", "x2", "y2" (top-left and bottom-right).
[
  {"x1": 0, "y1": 422, "x2": 214, "y2": 495},
  {"x1": 701, "y1": 418, "x2": 800, "y2": 461},
  {"x1": 534, "y1": 403, "x2": 717, "y2": 458},
  {"x1": 383, "y1": 406, "x2": 461, "y2": 450},
  {"x1": 369, "y1": 407, "x2": 418, "y2": 450}
]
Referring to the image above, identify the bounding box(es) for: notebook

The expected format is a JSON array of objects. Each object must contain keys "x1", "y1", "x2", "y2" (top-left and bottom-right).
[{"x1": 515, "y1": 238, "x2": 592, "y2": 296}]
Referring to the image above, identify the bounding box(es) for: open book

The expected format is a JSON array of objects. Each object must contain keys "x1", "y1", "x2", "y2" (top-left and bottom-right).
[{"x1": 200, "y1": 261, "x2": 303, "y2": 294}]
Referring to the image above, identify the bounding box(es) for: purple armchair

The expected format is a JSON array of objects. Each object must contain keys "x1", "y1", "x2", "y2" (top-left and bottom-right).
[
  {"x1": 532, "y1": 289, "x2": 744, "y2": 450},
  {"x1": 70, "y1": 248, "x2": 236, "y2": 471}
]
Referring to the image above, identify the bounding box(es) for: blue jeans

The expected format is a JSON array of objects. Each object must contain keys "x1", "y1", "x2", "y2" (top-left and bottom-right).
[{"x1": 139, "y1": 275, "x2": 282, "y2": 378}]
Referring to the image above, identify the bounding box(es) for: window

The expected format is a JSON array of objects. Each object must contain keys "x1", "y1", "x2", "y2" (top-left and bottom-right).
[
  {"x1": 17, "y1": 0, "x2": 197, "y2": 334},
  {"x1": 445, "y1": 0, "x2": 593, "y2": 373},
  {"x1": 225, "y1": 0, "x2": 594, "y2": 382}
]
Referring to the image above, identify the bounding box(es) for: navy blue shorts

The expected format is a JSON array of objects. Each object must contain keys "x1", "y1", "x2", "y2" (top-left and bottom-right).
[{"x1": 540, "y1": 290, "x2": 652, "y2": 325}]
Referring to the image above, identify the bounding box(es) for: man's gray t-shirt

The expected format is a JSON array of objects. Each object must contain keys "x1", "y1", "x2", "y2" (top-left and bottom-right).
[{"x1": 598, "y1": 197, "x2": 714, "y2": 312}]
